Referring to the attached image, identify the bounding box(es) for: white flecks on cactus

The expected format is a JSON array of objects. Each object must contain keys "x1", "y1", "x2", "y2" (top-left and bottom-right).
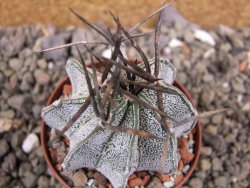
[
  {"x1": 42, "y1": 58, "x2": 197, "y2": 188},
  {"x1": 22, "y1": 133, "x2": 39, "y2": 153}
]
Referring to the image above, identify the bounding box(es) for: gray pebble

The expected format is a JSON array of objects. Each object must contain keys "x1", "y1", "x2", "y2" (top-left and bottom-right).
[
  {"x1": 0, "y1": 109, "x2": 15, "y2": 119},
  {"x1": 9, "y1": 58, "x2": 23, "y2": 71},
  {"x1": 0, "y1": 139, "x2": 10, "y2": 158},
  {"x1": 21, "y1": 171, "x2": 37, "y2": 188},
  {"x1": 0, "y1": 176, "x2": 11, "y2": 187},
  {"x1": 147, "y1": 177, "x2": 163, "y2": 188},
  {"x1": 189, "y1": 177, "x2": 203, "y2": 188},
  {"x1": 38, "y1": 175, "x2": 50, "y2": 188},
  {"x1": 11, "y1": 130, "x2": 25, "y2": 148},
  {"x1": 214, "y1": 176, "x2": 228, "y2": 188},
  {"x1": 2, "y1": 152, "x2": 17, "y2": 173},
  {"x1": 212, "y1": 157, "x2": 223, "y2": 171},
  {"x1": 37, "y1": 59, "x2": 48, "y2": 69},
  {"x1": 34, "y1": 69, "x2": 50, "y2": 85}
]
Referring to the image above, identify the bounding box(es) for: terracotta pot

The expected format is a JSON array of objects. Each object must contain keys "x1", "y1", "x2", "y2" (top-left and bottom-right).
[{"x1": 41, "y1": 76, "x2": 202, "y2": 188}]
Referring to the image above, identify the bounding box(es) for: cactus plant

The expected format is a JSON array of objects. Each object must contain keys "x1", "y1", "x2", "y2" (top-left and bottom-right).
[{"x1": 40, "y1": 4, "x2": 228, "y2": 188}]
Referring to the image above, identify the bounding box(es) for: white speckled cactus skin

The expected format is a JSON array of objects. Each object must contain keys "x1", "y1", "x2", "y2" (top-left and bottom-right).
[{"x1": 42, "y1": 58, "x2": 197, "y2": 188}]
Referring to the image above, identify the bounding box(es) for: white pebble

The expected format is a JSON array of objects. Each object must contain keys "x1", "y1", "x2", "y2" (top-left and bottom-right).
[
  {"x1": 86, "y1": 179, "x2": 94, "y2": 186},
  {"x1": 163, "y1": 181, "x2": 175, "y2": 188},
  {"x1": 48, "y1": 62, "x2": 54, "y2": 69},
  {"x1": 203, "y1": 48, "x2": 215, "y2": 58},
  {"x1": 194, "y1": 29, "x2": 215, "y2": 46},
  {"x1": 222, "y1": 82, "x2": 229, "y2": 88},
  {"x1": 102, "y1": 48, "x2": 112, "y2": 58},
  {"x1": 168, "y1": 38, "x2": 183, "y2": 48},
  {"x1": 188, "y1": 148, "x2": 194, "y2": 153},
  {"x1": 148, "y1": 171, "x2": 155, "y2": 175},
  {"x1": 170, "y1": 176, "x2": 175, "y2": 182},
  {"x1": 22, "y1": 133, "x2": 39, "y2": 153},
  {"x1": 188, "y1": 140, "x2": 195, "y2": 147},
  {"x1": 237, "y1": 94, "x2": 243, "y2": 102},
  {"x1": 182, "y1": 164, "x2": 190, "y2": 174}
]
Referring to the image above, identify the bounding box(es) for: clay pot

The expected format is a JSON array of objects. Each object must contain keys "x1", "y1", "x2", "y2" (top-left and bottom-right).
[{"x1": 41, "y1": 76, "x2": 202, "y2": 188}]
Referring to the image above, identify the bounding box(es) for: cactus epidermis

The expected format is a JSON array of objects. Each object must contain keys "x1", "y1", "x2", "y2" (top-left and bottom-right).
[{"x1": 42, "y1": 58, "x2": 197, "y2": 188}]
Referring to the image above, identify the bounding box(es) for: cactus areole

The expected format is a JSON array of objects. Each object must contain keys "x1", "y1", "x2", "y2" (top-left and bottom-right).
[{"x1": 42, "y1": 57, "x2": 198, "y2": 188}]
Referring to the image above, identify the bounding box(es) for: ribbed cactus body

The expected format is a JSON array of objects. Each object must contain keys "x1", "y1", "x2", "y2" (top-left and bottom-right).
[{"x1": 42, "y1": 58, "x2": 197, "y2": 188}]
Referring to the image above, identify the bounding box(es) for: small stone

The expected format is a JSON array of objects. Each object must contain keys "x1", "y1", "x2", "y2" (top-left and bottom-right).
[
  {"x1": 147, "y1": 177, "x2": 163, "y2": 188},
  {"x1": 129, "y1": 177, "x2": 143, "y2": 187},
  {"x1": 211, "y1": 114, "x2": 223, "y2": 124},
  {"x1": 22, "y1": 133, "x2": 39, "y2": 153},
  {"x1": 174, "y1": 174, "x2": 184, "y2": 185},
  {"x1": 206, "y1": 125, "x2": 218, "y2": 135},
  {"x1": 194, "y1": 29, "x2": 215, "y2": 46},
  {"x1": 63, "y1": 84, "x2": 72, "y2": 96},
  {"x1": 2, "y1": 152, "x2": 17, "y2": 173},
  {"x1": 18, "y1": 162, "x2": 32, "y2": 177},
  {"x1": 178, "y1": 160, "x2": 184, "y2": 171},
  {"x1": 32, "y1": 105, "x2": 42, "y2": 119},
  {"x1": 0, "y1": 176, "x2": 11, "y2": 187},
  {"x1": 155, "y1": 172, "x2": 170, "y2": 182},
  {"x1": 0, "y1": 119, "x2": 23, "y2": 133},
  {"x1": 72, "y1": 171, "x2": 88, "y2": 186},
  {"x1": 203, "y1": 48, "x2": 215, "y2": 59},
  {"x1": 9, "y1": 58, "x2": 23, "y2": 71},
  {"x1": 11, "y1": 130, "x2": 25, "y2": 148},
  {"x1": 200, "y1": 159, "x2": 211, "y2": 171},
  {"x1": 202, "y1": 73, "x2": 214, "y2": 82},
  {"x1": 212, "y1": 157, "x2": 223, "y2": 171},
  {"x1": 168, "y1": 38, "x2": 183, "y2": 48},
  {"x1": 201, "y1": 146, "x2": 212, "y2": 156},
  {"x1": 102, "y1": 48, "x2": 112, "y2": 58},
  {"x1": 231, "y1": 79, "x2": 246, "y2": 93},
  {"x1": 37, "y1": 59, "x2": 48, "y2": 69},
  {"x1": 38, "y1": 175, "x2": 50, "y2": 188},
  {"x1": 142, "y1": 175, "x2": 151, "y2": 186},
  {"x1": 183, "y1": 31, "x2": 194, "y2": 43},
  {"x1": 34, "y1": 69, "x2": 50, "y2": 85},
  {"x1": 21, "y1": 171, "x2": 37, "y2": 188},
  {"x1": 94, "y1": 171, "x2": 108, "y2": 185},
  {"x1": 215, "y1": 176, "x2": 228, "y2": 187},
  {"x1": 189, "y1": 177, "x2": 203, "y2": 188},
  {"x1": 178, "y1": 138, "x2": 188, "y2": 149},
  {"x1": 0, "y1": 110, "x2": 15, "y2": 119},
  {"x1": 7, "y1": 95, "x2": 29, "y2": 111},
  {"x1": 0, "y1": 139, "x2": 9, "y2": 158},
  {"x1": 163, "y1": 181, "x2": 175, "y2": 188},
  {"x1": 203, "y1": 132, "x2": 227, "y2": 154},
  {"x1": 201, "y1": 90, "x2": 215, "y2": 105},
  {"x1": 87, "y1": 170, "x2": 94, "y2": 179},
  {"x1": 87, "y1": 179, "x2": 95, "y2": 186},
  {"x1": 182, "y1": 165, "x2": 190, "y2": 174},
  {"x1": 179, "y1": 149, "x2": 194, "y2": 163}
]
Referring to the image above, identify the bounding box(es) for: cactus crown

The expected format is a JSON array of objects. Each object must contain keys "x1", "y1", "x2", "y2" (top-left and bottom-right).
[{"x1": 41, "y1": 4, "x2": 227, "y2": 188}]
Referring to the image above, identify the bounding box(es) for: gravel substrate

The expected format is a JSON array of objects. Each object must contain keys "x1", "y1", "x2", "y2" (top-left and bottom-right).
[{"x1": 0, "y1": 19, "x2": 249, "y2": 188}]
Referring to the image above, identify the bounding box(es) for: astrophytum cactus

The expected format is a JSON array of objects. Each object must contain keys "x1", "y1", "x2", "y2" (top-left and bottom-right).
[{"x1": 42, "y1": 57, "x2": 197, "y2": 188}]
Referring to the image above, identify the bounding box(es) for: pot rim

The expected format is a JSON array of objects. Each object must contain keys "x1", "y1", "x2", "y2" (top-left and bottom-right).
[{"x1": 41, "y1": 77, "x2": 202, "y2": 188}]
